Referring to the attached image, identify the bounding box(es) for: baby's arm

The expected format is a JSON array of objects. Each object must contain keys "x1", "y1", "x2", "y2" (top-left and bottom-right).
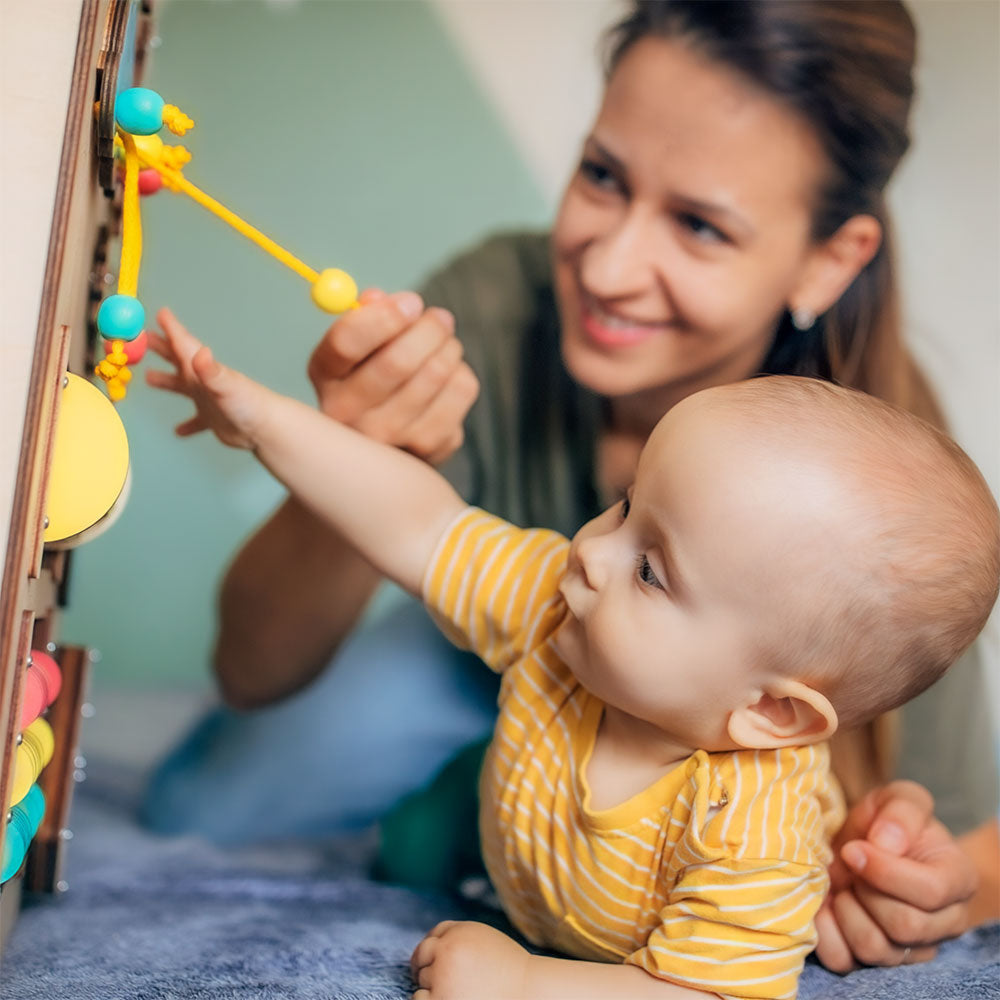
[
  {"x1": 411, "y1": 922, "x2": 718, "y2": 1000},
  {"x1": 148, "y1": 321, "x2": 466, "y2": 597}
]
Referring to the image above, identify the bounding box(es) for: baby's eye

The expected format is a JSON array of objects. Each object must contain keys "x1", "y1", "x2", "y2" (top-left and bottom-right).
[
  {"x1": 636, "y1": 554, "x2": 663, "y2": 590},
  {"x1": 620, "y1": 496, "x2": 631, "y2": 520}
]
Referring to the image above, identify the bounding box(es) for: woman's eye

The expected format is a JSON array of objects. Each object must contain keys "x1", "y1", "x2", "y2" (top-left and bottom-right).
[
  {"x1": 620, "y1": 496, "x2": 631, "y2": 520},
  {"x1": 580, "y1": 158, "x2": 621, "y2": 192},
  {"x1": 636, "y1": 554, "x2": 663, "y2": 590},
  {"x1": 678, "y1": 212, "x2": 727, "y2": 244}
]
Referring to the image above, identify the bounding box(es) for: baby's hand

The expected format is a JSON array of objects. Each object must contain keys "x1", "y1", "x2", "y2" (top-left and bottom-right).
[
  {"x1": 410, "y1": 921, "x2": 529, "y2": 999},
  {"x1": 147, "y1": 308, "x2": 272, "y2": 450}
]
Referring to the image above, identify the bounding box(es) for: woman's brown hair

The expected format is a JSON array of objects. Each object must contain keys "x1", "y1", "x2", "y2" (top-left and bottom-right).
[{"x1": 605, "y1": 0, "x2": 946, "y2": 797}]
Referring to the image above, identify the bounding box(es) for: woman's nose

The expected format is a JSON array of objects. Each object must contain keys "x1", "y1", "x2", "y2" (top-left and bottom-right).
[{"x1": 580, "y1": 207, "x2": 662, "y2": 300}]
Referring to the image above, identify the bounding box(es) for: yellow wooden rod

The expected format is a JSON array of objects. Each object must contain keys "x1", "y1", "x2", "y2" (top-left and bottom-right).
[{"x1": 141, "y1": 153, "x2": 319, "y2": 284}]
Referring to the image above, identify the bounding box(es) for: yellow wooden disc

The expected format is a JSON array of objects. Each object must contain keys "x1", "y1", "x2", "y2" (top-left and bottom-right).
[{"x1": 43, "y1": 373, "x2": 129, "y2": 543}]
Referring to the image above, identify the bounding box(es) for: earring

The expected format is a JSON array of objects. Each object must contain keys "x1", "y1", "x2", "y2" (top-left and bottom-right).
[{"x1": 790, "y1": 307, "x2": 816, "y2": 332}]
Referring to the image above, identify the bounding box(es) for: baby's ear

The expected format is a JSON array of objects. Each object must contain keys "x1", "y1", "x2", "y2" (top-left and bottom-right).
[{"x1": 727, "y1": 680, "x2": 838, "y2": 750}]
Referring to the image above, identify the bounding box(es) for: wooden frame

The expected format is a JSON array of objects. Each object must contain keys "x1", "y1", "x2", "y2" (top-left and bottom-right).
[{"x1": 0, "y1": 0, "x2": 152, "y2": 949}]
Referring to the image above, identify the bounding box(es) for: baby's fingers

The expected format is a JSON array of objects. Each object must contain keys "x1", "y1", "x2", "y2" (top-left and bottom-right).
[
  {"x1": 175, "y1": 414, "x2": 208, "y2": 437},
  {"x1": 157, "y1": 307, "x2": 207, "y2": 367},
  {"x1": 144, "y1": 329, "x2": 174, "y2": 362},
  {"x1": 145, "y1": 368, "x2": 186, "y2": 394},
  {"x1": 190, "y1": 344, "x2": 223, "y2": 386}
]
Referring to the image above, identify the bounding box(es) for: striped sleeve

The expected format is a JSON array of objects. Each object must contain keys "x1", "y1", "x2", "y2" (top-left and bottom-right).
[
  {"x1": 421, "y1": 507, "x2": 569, "y2": 673},
  {"x1": 626, "y1": 856, "x2": 828, "y2": 1000}
]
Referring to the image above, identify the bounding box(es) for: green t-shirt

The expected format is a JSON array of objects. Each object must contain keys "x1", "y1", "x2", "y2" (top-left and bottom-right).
[{"x1": 421, "y1": 230, "x2": 999, "y2": 834}]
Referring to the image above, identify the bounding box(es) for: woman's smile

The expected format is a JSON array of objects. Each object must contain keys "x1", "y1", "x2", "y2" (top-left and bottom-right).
[{"x1": 581, "y1": 297, "x2": 668, "y2": 349}]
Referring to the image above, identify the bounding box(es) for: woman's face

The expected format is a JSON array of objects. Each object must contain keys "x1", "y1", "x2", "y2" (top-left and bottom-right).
[{"x1": 553, "y1": 37, "x2": 831, "y2": 414}]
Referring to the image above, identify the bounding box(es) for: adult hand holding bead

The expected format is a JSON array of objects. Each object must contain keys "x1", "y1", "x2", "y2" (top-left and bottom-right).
[{"x1": 306, "y1": 288, "x2": 479, "y2": 467}]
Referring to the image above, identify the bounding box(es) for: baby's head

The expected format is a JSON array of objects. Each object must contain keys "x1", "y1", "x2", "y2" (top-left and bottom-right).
[{"x1": 557, "y1": 376, "x2": 999, "y2": 753}]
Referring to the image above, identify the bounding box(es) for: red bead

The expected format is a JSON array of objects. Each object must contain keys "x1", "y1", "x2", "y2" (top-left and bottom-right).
[
  {"x1": 138, "y1": 169, "x2": 163, "y2": 195},
  {"x1": 104, "y1": 329, "x2": 148, "y2": 364}
]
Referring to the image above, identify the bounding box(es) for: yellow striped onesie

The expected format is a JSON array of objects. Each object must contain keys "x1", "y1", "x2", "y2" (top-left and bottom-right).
[{"x1": 424, "y1": 508, "x2": 846, "y2": 999}]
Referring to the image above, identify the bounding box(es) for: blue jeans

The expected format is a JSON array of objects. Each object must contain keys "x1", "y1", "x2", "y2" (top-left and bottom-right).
[{"x1": 140, "y1": 595, "x2": 499, "y2": 843}]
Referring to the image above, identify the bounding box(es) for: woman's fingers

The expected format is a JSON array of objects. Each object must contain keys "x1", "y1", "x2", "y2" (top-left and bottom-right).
[
  {"x1": 303, "y1": 289, "x2": 475, "y2": 464},
  {"x1": 829, "y1": 781, "x2": 934, "y2": 894},
  {"x1": 308, "y1": 291, "x2": 424, "y2": 385},
  {"x1": 392, "y1": 359, "x2": 479, "y2": 465},
  {"x1": 831, "y1": 888, "x2": 939, "y2": 966},
  {"x1": 813, "y1": 897, "x2": 857, "y2": 973},
  {"x1": 864, "y1": 781, "x2": 935, "y2": 855},
  {"x1": 851, "y1": 876, "x2": 969, "y2": 947},
  {"x1": 836, "y1": 781, "x2": 932, "y2": 854},
  {"x1": 840, "y1": 830, "x2": 977, "y2": 911},
  {"x1": 325, "y1": 307, "x2": 455, "y2": 423}
]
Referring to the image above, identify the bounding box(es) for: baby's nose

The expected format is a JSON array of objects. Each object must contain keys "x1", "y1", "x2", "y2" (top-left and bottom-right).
[{"x1": 575, "y1": 534, "x2": 609, "y2": 591}]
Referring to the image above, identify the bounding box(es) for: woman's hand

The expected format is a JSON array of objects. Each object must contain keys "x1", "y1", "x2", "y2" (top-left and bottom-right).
[
  {"x1": 814, "y1": 780, "x2": 978, "y2": 972},
  {"x1": 308, "y1": 288, "x2": 479, "y2": 466}
]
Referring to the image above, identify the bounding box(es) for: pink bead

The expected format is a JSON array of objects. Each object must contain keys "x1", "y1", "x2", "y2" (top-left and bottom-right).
[
  {"x1": 104, "y1": 329, "x2": 149, "y2": 364},
  {"x1": 138, "y1": 168, "x2": 163, "y2": 196},
  {"x1": 20, "y1": 650, "x2": 62, "y2": 729}
]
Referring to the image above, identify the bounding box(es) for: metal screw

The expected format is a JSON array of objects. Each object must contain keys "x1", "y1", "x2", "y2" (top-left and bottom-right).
[
  {"x1": 74, "y1": 754, "x2": 87, "y2": 769},
  {"x1": 62, "y1": 375, "x2": 69, "y2": 388},
  {"x1": 56, "y1": 880, "x2": 69, "y2": 893},
  {"x1": 59, "y1": 829, "x2": 73, "y2": 841},
  {"x1": 81, "y1": 703, "x2": 96, "y2": 718},
  {"x1": 73, "y1": 769, "x2": 86, "y2": 783}
]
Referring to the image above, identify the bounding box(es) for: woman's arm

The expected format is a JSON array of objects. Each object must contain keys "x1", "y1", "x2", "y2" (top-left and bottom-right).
[
  {"x1": 152, "y1": 296, "x2": 478, "y2": 709},
  {"x1": 213, "y1": 496, "x2": 381, "y2": 709}
]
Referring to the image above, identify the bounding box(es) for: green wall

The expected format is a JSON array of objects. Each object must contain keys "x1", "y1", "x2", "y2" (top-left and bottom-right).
[{"x1": 61, "y1": 0, "x2": 549, "y2": 689}]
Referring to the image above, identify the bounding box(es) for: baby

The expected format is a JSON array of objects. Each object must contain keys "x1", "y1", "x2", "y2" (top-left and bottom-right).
[{"x1": 150, "y1": 321, "x2": 999, "y2": 1000}]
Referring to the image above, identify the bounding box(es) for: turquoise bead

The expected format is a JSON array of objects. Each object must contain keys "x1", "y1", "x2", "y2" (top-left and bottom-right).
[
  {"x1": 1, "y1": 785, "x2": 44, "y2": 883},
  {"x1": 115, "y1": 88, "x2": 164, "y2": 135},
  {"x1": 97, "y1": 295, "x2": 145, "y2": 341}
]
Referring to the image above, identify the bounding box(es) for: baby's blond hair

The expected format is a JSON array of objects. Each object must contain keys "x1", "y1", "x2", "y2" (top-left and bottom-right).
[{"x1": 712, "y1": 377, "x2": 999, "y2": 730}]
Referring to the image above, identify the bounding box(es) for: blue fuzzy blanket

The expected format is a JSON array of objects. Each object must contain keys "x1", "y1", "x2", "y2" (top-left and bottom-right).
[{"x1": 2, "y1": 761, "x2": 997, "y2": 999}]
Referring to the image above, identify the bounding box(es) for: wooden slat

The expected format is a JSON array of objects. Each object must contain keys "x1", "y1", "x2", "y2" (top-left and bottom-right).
[{"x1": 25, "y1": 646, "x2": 92, "y2": 894}]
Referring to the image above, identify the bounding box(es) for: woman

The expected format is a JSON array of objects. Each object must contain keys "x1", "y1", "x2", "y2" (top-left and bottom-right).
[{"x1": 143, "y1": 0, "x2": 998, "y2": 973}]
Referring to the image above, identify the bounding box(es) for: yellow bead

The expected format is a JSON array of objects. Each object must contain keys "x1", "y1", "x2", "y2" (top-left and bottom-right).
[
  {"x1": 132, "y1": 133, "x2": 164, "y2": 160},
  {"x1": 311, "y1": 268, "x2": 358, "y2": 313}
]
